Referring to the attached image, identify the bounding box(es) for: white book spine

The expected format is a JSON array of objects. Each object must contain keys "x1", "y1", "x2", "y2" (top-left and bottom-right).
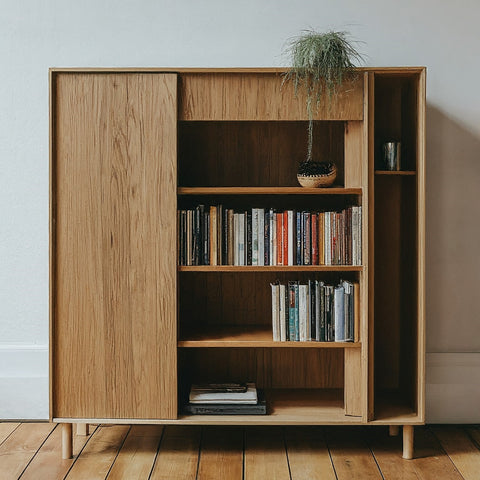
[
  {"x1": 358, "y1": 206, "x2": 362, "y2": 266},
  {"x1": 271, "y1": 283, "x2": 280, "y2": 341},
  {"x1": 238, "y1": 213, "x2": 245, "y2": 266},
  {"x1": 325, "y1": 213, "x2": 331, "y2": 266},
  {"x1": 279, "y1": 284, "x2": 286, "y2": 341},
  {"x1": 252, "y1": 209, "x2": 258, "y2": 265},
  {"x1": 272, "y1": 213, "x2": 277, "y2": 266},
  {"x1": 233, "y1": 213, "x2": 239, "y2": 266},
  {"x1": 258, "y1": 208, "x2": 265, "y2": 266},
  {"x1": 334, "y1": 284, "x2": 345, "y2": 342},
  {"x1": 287, "y1": 210, "x2": 294, "y2": 266},
  {"x1": 299, "y1": 284, "x2": 307, "y2": 342}
]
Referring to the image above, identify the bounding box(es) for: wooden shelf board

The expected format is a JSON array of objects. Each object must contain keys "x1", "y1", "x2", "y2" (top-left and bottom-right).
[
  {"x1": 178, "y1": 265, "x2": 363, "y2": 272},
  {"x1": 178, "y1": 326, "x2": 360, "y2": 348},
  {"x1": 178, "y1": 187, "x2": 363, "y2": 195},
  {"x1": 371, "y1": 392, "x2": 423, "y2": 425},
  {"x1": 375, "y1": 170, "x2": 416, "y2": 176}
]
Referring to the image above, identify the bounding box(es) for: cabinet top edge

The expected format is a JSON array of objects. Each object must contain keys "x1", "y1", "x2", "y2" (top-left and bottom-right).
[{"x1": 49, "y1": 66, "x2": 426, "y2": 74}]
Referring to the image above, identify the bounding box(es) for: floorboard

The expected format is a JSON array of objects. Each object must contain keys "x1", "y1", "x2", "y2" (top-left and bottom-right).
[{"x1": 2, "y1": 423, "x2": 480, "y2": 480}]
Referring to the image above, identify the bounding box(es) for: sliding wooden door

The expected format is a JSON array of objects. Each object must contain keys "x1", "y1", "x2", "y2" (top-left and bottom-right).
[{"x1": 51, "y1": 73, "x2": 177, "y2": 419}]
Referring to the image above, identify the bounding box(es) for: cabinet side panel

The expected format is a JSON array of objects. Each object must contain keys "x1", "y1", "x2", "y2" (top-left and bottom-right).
[{"x1": 52, "y1": 73, "x2": 177, "y2": 419}]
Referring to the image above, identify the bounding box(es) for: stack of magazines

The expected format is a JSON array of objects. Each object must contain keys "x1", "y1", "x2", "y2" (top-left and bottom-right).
[{"x1": 184, "y1": 383, "x2": 266, "y2": 415}]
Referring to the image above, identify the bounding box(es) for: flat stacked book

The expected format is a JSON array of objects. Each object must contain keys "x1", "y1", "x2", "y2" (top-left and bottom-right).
[{"x1": 184, "y1": 383, "x2": 266, "y2": 415}]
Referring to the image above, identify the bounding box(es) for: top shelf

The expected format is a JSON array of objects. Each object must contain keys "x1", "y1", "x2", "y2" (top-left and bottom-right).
[{"x1": 178, "y1": 187, "x2": 363, "y2": 195}]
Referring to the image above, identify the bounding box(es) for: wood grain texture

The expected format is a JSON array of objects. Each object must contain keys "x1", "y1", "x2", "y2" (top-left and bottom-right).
[
  {"x1": 65, "y1": 425, "x2": 130, "y2": 479},
  {"x1": 285, "y1": 427, "x2": 336, "y2": 480},
  {"x1": 52, "y1": 73, "x2": 177, "y2": 419},
  {"x1": 326, "y1": 427, "x2": 382, "y2": 479},
  {"x1": 368, "y1": 426, "x2": 464, "y2": 480},
  {"x1": 178, "y1": 186, "x2": 362, "y2": 195},
  {"x1": 179, "y1": 73, "x2": 363, "y2": 121},
  {"x1": 344, "y1": 121, "x2": 364, "y2": 188},
  {"x1": 244, "y1": 427, "x2": 290, "y2": 480},
  {"x1": 344, "y1": 348, "x2": 363, "y2": 417},
  {"x1": 0, "y1": 423, "x2": 55, "y2": 480},
  {"x1": 150, "y1": 426, "x2": 201, "y2": 480},
  {"x1": 0, "y1": 423, "x2": 19, "y2": 446},
  {"x1": 432, "y1": 427, "x2": 480, "y2": 480},
  {"x1": 20, "y1": 424, "x2": 98, "y2": 480},
  {"x1": 197, "y1": 427, "x2": 243, "y2": 480},
  {"x1": 107, "y1": 425, "x2": 163, "y2": 480}
]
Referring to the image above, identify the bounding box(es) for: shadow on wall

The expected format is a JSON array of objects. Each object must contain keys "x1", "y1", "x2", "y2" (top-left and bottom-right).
[{"x1": 425, "y1": 105, "x2": 480, "y2": 353}]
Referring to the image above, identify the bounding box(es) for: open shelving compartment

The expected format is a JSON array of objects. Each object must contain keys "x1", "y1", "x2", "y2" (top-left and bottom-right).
[
  {"x1": 176, "y1": 94, "x2": 369, "y2": 423},
  {"x1": 371, "y1": 70, "x2": 425, "y2": 424}
]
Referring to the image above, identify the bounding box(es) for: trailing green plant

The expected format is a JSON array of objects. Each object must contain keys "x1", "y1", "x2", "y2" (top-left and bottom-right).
[{"x1": 283, "y1": 30, "x2": 363, "y2": 163}]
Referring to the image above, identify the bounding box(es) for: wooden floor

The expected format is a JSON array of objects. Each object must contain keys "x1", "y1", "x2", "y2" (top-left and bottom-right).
[{"x1": 1, "y1": 423, "x2": 480, "y2": 479}]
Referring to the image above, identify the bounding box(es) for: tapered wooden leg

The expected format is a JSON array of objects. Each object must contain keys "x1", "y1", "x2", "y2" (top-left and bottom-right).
[
  {"x1": 402, "y1": 425, "x2": 414, "y2": 459},
  {"x1": 76, "y1": 423, "x2": 88, "y2": 436},
  {"x1": 389, "y1": 425, "x2": 400, "y2": 436},
  {"x1": 62, "y1": 423, "x2": 73, "y2": 459}
]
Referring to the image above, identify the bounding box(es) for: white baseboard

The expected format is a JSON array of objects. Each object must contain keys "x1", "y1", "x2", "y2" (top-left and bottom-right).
[
  {"x1": 426, "y1": 352, "x2": 480, "y2": 423},
  {"x1": 1, "y1": 348, "x2": 478, "y2": 422},
  {"x1": 0, "y1": 344, "x2": 49, "y2": 420}
]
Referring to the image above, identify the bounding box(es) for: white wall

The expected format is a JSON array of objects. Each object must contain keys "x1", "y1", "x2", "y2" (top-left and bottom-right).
[{"x1": 1, "y1": 0, "x2": 479, "y2": 421}]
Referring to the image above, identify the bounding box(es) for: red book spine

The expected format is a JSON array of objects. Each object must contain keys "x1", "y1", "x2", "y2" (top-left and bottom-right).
[
  {"x1": 311, "y1": 213, "x2": 318, "y2": 265},
  {"x1": 276, "y1": 213, "x2": 283, "y2": 265},
  {"x1": 283, "y1": 211, "x2": 288, "y2": 266}
]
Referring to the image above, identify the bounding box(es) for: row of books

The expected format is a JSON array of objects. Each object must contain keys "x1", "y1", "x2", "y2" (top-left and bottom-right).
[
  {"x1": 178, "y1": 205, "x2": 362, "y2": 266},
  {"x1": 271, "y1": 280, "x2": 359, "y2": 342}
]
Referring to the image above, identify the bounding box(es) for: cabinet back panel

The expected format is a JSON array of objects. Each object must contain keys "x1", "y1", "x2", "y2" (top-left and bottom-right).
[
  {"x1": 51, "y1": 73, "x2": 178, "y2": 419},
  {"x1": 178, "y1": 121, "x2": 345, "y2": 187}
]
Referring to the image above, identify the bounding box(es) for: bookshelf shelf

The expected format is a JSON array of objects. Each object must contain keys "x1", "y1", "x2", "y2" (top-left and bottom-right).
[
  {"x1": 178, "y1": 265, "x2": 363, "y2": 272},
  {"x1": 178, "y1": 187, "x2": 363, "y2": 195},
  {"x1": 178, "y1": 326, "x2": 361, "y2": 348},
  {"x1": 374, "y1": 171, "x2": 416, "y2": 176}
]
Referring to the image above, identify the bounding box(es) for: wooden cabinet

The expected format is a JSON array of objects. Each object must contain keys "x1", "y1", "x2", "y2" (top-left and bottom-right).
[{"x1": 50, "y1": 67, "x2": 425, "y2": 459}]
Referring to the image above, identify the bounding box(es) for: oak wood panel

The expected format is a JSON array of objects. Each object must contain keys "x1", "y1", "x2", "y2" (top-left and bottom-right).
[
  {"x1": 344, "y1": 121, "x2": 364, "y2": 188},
  {"x1": 179, "y1": 121, "x2": 345, "y2": 187},
  {"x1": 326, "y1": 427, "x2": 382, "y2": 479},
  {"x1": 178, "y1": 187, "x2": 362, "y2": 195},
  {"x1": 432, "y1": 427, "x2": 480, "y2": 480},
  {"x1": 197, "y1": 427, "x2": 243, "y2": 480},
  {"x1": 285, "y1": 427, "x2": 336, "y2": 480},
  {"x1": 244, "y1": 427, "x2": 290, "y2": 480},
  {"x1": 344, "y1": 348, "x2": 363, "y2": 416},
  {"x1": 65, "y1": 425, "x2": 130, "y2": 480},
  {"x1": 150, "y1": 426, "x2": 201, "y2": 480},
  {"x1": 52, "y1": 73, "x2": 177, "y2": 419},
  {"x1": 178, "y1": 325, "x2": 361, "y2": 348},
  {"x1": 180, "y1": 73, "x2": 363, "y2": 121},
  {"x1": 0, "y1": 423, "x2": 55, "y2": 480},
  {"x1": 107, "y1": 426, "x2": 164, "y2": 480},
  {"x1": 20, "y1": 424, "x2": 98, "y2": 480},
  {"x1": 0, "y1": 423, "x2": 19, "y2": 446}
]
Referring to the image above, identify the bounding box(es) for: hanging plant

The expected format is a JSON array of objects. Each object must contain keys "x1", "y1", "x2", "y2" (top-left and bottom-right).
[{"x1": 283, "y1": 30, "x2": 363, "y2": 186}]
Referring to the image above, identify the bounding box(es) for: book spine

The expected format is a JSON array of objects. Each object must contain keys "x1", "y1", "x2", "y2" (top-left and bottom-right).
[
  {"x1": 217, "y1": 205, "x2": 223, "y2": 266},
  {"x1": 287, "y1": 210, "x2": 294, "y2": 266},
  {"x1": 279, "y1": 284, "x2": 286, "y2": 342},
  {"x1": 296, "y1": 212, "x2": 302, "y2": 265},
  {"x1": 334, "y1": 284, "x2": 345, "y2": 342},
  {"x1": 309, "y1": 279, "x2": 315, "y2": 341},
  {"x1": 272, "y1": 211, "x2": 277, "y2": 266},
  {"x1": 228, "y1": 210, "x2": 234, "y2": 265},
  {"x1": 315, "y1": 280, "x2": 321, "y2": 341},
  {"x1": 354, "y1": 282, "x2": 360, "y2": 342},
  {"x1": 238, "y1": 213, "x2": 245, "y2": 266},
  {"x1": 311, "y1": 212, "x2": 318, "y2": 265},
  {"x1": 325, "y1": 212, "x2": 331, "y2": 266},
  {"x1": 319, "y1": 282, "x2": 325, "y2": 341},
  {"x1": 283, "y1": 211, "x2": 288, "y2": 266},
  {"x1": 325, "y1": 286, "x2": 333, "y2": 341},
  {"x1": 298, "y1": 284, "x2": 306, "y2": 342},
  {"x1": 304, "y1": 212, "x2": 311, "y2": 265},
  {"x1": 252, "y1": 208, "x2": 258, "y2": 266},
  {"x1": 258, "y1": 208, "x2": 265, "y2": 266},
  {"x1": 222, "y1": 207, "x2": 228, "y2": 265},
  {"x1": 269, "y1": 209, "x2": 274, "y2": 266},
  {"x1": 246, "y1": 210, "x2": 252, "y2": 266},
  {"x1": 294, "y1": 282, "x2": 300, "y2": 341},
  {"x1": 203, "y1": 207, "x2": 209, "y2": 265},
  {"x1": 271, "y1": 283, "x2": 280, "y2": 341},
  {"x1": 233, "y1": 213, "x2": 239, "y2": 266},
  {"x1": 276, "y1": 212, "x2": 283, "y2": 266},
  {"x1": 288, "y1": 282, "x2": 296, "y2": 341},
  {"x1": 264, "y1": 210, "x2": 270, "y2": 266},
  {"x1": 186, "y1": 210, "x2": 192, "y2": 266},
  {"x1": 358, "y1": 206, "x2": 362, "y2": 266},
  {"x1": 210, "y1": 206, "x2": 217, "y2": 266}
]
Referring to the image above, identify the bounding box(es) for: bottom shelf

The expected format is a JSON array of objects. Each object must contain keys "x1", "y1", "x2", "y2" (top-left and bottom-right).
[
  {"x1": 372, "y1": 391, "x2": 422, "y2": 425},
  {"x1": 178, "y1": 388, "x2": 360, "y2": 425}
]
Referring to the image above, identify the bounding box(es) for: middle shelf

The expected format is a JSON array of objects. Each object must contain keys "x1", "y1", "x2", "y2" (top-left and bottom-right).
[{"x1": 178, "y1": 325, "x2": 361, "y2": 348}]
